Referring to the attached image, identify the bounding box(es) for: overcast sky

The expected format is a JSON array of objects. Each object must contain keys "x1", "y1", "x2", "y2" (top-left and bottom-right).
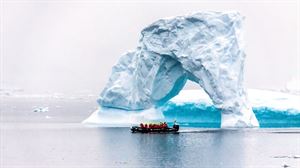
[{"x1": 0, "y1": 0, "x2": 299, "y2": 94}]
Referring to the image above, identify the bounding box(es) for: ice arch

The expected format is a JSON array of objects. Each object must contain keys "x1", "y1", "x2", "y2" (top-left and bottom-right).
[{"x1": 98, "y1": 11, "x2": 259, "y2": 127}]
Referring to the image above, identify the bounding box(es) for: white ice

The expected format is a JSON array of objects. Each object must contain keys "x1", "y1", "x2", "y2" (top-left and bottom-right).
[
  {"x1": 97, "y1": 11, "x2": 259, "y2": 127},
  {"x1": 83, "y1": 89, "x2": 300, "y2": 126}
]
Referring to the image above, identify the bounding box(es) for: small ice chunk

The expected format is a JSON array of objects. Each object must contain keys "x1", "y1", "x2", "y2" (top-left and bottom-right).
[
  {"x1": 282, "y1": 163, "x2": 289, "y2": 168},
  {"x1": 33, "y1": 107, "x2": 49, "y2": 113},
  {"x1": 45, "y1": 115, "x2": 52, "y2": 119},
  {"x1": 293, "y1": 155, "x2": 300, "y2": 159}
]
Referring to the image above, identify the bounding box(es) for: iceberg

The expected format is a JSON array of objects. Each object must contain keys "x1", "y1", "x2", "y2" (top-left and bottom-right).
[
  {"x1": 96, "y1": 11, "x2": 259, "y2": 127},
  {"x1": 84, "y1": 89, "x2": 300, "y2": 128},
  {"x1": 161, "y1": 89, "x2": 300, "y2": 128}
]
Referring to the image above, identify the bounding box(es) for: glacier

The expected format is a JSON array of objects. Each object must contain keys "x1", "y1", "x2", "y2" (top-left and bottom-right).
[{"x1": 96, "y1": 11, "x2": 259, "y2": 127}]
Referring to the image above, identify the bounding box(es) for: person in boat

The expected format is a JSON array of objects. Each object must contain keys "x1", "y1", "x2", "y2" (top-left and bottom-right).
[
  {"x1": 160, "y1": 122, "x2": 163, "y2": 129},
  {"x1": 163, "y1": 122, "x2": 168, "y2": 129},
  {"x1": 141, "y1": 122, "x2": 169, "y2": 129},
  {"x1": 172, "y1": 120, "x2": 180, "y2": 130}
]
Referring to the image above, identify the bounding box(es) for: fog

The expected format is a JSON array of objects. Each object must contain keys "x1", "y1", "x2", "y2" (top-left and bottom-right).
[{"x1": 1, "y1": 0, "x2": 299, "y2": 95}]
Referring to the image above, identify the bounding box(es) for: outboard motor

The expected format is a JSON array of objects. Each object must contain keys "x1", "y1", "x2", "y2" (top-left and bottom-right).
[{"x1": 173, "y1": 124, "x2": 179, "y2": 131}]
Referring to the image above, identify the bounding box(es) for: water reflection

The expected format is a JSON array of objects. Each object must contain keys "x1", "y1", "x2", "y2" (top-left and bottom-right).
[
  {"x1": 134, "y1": 133, "x2": 183, "y2": 167},
  {"x1": 95, "y1": 128, "x2": 299, "y2": 167}
]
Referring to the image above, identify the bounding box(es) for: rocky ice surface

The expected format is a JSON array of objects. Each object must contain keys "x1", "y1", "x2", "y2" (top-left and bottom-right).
[{"x1": 97, "y1": 11, "x2": 259, "y2": 127}]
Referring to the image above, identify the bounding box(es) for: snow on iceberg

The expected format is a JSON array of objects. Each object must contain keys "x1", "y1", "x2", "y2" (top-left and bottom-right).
[{"x1": 95, "y1": 11, "x2": 259, "y2": 127}]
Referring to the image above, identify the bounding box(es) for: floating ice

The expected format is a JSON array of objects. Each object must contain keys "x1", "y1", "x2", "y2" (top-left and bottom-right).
[
  {"x1": 161, "y1": 89, "x2": 300, "y2": 128},
  {"x1": 293, "y1": 155, "x2": 300, "y2": 159},
  {"x1": 97, "y1": 11, "x2": 259, "y2": 127},
  {"x1": 33, "y1": 107, "x2": 49, "y2": 113},
  {"x1": 45, "y1": 115, "x2": 52, "y2": 119},
  {"x1": 84, "y1": 89, "x2": 300, "y2": 128}
]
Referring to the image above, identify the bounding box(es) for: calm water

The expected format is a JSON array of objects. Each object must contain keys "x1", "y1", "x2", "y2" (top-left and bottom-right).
[{"x1": 1, "y1": 97, "x2": 300, "y2": 167}]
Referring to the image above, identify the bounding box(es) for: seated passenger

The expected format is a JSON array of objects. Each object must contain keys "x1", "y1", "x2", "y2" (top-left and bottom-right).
[
  {"x1": 163, "y1": 122, "x2": 167, "y2": 128},
  {"x1": 160, "y1": 122, "x2": 163, "y2": 128}
]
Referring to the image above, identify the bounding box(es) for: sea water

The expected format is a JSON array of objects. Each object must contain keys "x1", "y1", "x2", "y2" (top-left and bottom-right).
[{"x1": 1, "y1": 96, "x2": 300, "y2": 167}]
